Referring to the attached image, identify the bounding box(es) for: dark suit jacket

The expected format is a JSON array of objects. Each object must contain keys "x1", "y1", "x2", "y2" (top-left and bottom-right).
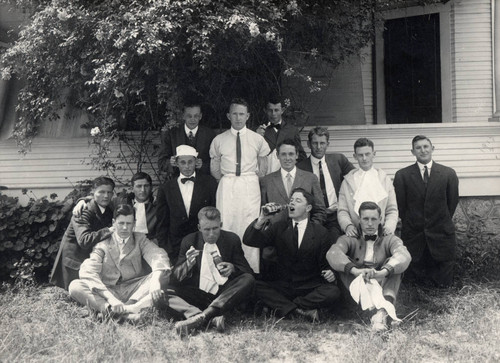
[
  {"x1": 260, "y1": 168, "x2": 326, "y2": 224},
  {"x1": 263, "y1": 121, "x2": 307, "y2": 162},
  {"x1": 49, "y1": 200, "x2": 113, "y2": 290},
  {"x1": 158, "y1": 124, "x2": 216, "y2": 175},
  {"x1": 156, "y1": 174, "x2": 218, "y2": 262},
  {"x1": 393, "y1": 162, "x2": 459, "y2": 262},
  {"x1": 243, "y1": 219, "x2": 332, "y2": 289},
  {"x1": 296, "y1": 153, "x2": 355, "y2": 199},
  {"x1": 173, "y1": 230, "x2": 253, "y2": 287},
  {"x1": 113, "y1": 193, "x2": 158, "y2": 241}
]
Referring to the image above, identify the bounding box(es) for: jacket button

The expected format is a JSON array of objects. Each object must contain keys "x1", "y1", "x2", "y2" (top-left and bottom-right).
[{"x1": 355, "y1": 258, "x2": 359, "y2": 261}]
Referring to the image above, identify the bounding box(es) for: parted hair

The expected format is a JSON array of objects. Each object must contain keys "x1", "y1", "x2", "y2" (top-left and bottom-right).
[
  {"x1": 358, "y1": 201, "x2": 381, "y2": 216},
  {"x1": 92, "y1": 176, "x2": 115, "y2": 190},
  {"x1": 114, "y1": 204, "x2": 136, "y2": 219},
  {"x1": 277, "y1": 138, "x2": 299, "y2": 154},
  {"x1": 131, "y1": 172, "x2": 152, "y2": 186},
  {"x1": 353, "y1": 137, "x2": 374, "y2": 151},
  {"x1": 290, "y1": 187, "x2": 315, "y2": 207},
  {"x1": 229, "y1": 98, "x2": 250, "y2": 112},
  {"x1": 308, "y1": 126, "x2": 330, "y2": 143},
  {"x1": 198, "y1": 206, "x2": 221, "y2": 222},
  {"x1": 412, "y1": 135, "x2": 433, "y2": 148}
]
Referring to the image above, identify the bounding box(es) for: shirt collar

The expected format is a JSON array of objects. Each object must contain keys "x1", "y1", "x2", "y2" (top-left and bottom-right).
[
  {"x1": 292, "y1": 217, "x2": 308, "y2": 229},
  {"x1": 281, "y1": 167, "x2": 296, "y2": 179},
  {"x1": 417, "y1": 160, "x2": 433, "y2": 170},
  {"x1": 97, "y1": 204, "x2": 106, "y2": 214},
  {"x1": 185, "y1": 124, "x2": 198, "y2": 135},
  {"x1": 113, "y1": 232, "x2": 131, "y2": 244},
  {"x1": 230, "y1": 126, "x2": 247, "y2": 136},
  {"x1": 310, "y1": 155, "x2": 325, "y2": 165}
]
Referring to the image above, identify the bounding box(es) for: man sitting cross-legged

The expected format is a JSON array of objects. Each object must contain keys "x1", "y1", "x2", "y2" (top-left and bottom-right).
[
  {"x1": 172, "y1": 206, "x2": 255, "y2": 336},
  {"x1": 243, "y1": 188, "x2": 340, "y2": 323},
  {"x1": 327, "y1": 201, "x2": 411, "y2": 332},
  {"x1": 69, "y1": 204, "x2": 202, "y2": 323}
]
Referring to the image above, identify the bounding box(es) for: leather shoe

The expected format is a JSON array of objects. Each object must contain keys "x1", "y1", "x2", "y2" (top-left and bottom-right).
[
  {"x1": 294, "y1": 308, "x2": 320, "y2": 323},
  {"x1": 208, "y1": 315, "x2": 226, "y2": 332},
  {"x1": 370, "y1": 309, "x2": 388, "y2": 332},
  {"x1": 174, "y1": 313, "x2": 206, "y2": 337}
]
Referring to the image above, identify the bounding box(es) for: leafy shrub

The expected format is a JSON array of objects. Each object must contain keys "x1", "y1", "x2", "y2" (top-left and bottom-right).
[{"x1": 0, "y1": 186, "x2": 90, "y2": 283}]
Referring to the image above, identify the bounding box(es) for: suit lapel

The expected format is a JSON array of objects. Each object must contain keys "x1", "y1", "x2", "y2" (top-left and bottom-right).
[
  {"x1": 170, "y1": 180, "x2": 189, "y2": 218},
  {"x1": 107, "y1": 236, "x2": 121, "y2": 270},
  {"x1": 195, "y1": 233, "x2": 205, "y2": 273},
  {"x1": 174, "y1": 126, "x2": 187, "y2": 146},
  {"x1": 189, "y1": 176, "x2": 203, "y2": 218},
  {"x1": 302, "y1": 158, "x2": 313, "y2": 173},
  {"x1": 410, "y1": 163, "x2": 427, "y2": 196},
  {"x1": 292, "y1": 169, "x2": 305, "y2": 190},
  {"x1": 426, "y1": 162, "x2": 441, "y2": 196},
  {"x1": 272, "y1": 171, "x2": 289, "y2": 201},
  {"x1": 298, "y1": 221, "x2": 314, "y2": 252},
  {"x1": 285, "y1": 221, "x2": 299, "y2": 254}
]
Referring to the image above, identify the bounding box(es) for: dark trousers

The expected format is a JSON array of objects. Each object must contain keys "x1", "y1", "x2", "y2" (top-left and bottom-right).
[
  {"x1": 408, "y1": 245, "x2": 454, "y2": 287},
  {"x1": 255, "y1": 280, "x2": 341, "y2": 316},
  {"x1": 174, "y1": 273, "x2": 255, "y2": 313}
]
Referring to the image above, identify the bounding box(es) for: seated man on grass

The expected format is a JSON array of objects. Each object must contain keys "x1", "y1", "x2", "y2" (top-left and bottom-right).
[
  {"x1": 327, "y1": 201, "x2": 411, "y2": 332},
  {"x1": 243, "y1": 188, "x2": 340, "y2": 323},
  {"x1": 69, "y1": 204, "x2": 201, "y2": 323}
]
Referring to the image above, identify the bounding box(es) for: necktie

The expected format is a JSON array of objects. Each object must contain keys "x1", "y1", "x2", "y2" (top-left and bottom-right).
[
  {"x1": 286, "y1": 172, "x2": 293, "y2": 197},
  {"x1": 236, "y1": 132, "x2": 241, "y2": 176},
  {"x1": 273, "y1": 123, "x2": 281, "y2": 130},
  {"x1": 318, "y1": 161, "x2": 329, "y2": 207},
  {"x1": 181, "y1": 176, "x2": 195, "y2": 184},
  {"x1": 423, "y1": 166, "x2": 429, "y2": 186},
  {"x1": 188, "y1": 131, "x2": 195, "y2": 146},
  {"x1": 364, "y1": 235, "x2": 377, "y2": 241},
  {"x1": 293, "y1": 222, "x2": 299, "y2": 248}
]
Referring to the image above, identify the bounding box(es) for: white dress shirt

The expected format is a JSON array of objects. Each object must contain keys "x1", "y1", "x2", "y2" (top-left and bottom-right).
[
  {"x1": 178, "y1": 172, "x2": 196, "y2": 216},
  {"x1": 133, "y1": 200, "x2": 149, "y2": 234},
  {"x1": 293, "y1": 218, "x2": 308, "y2": 248},
  {"x1": 310, "y1": 155, "x2": 337, "y2": 209},
  {"x1": 280, "y1": 167, "x2": 296, "y2": 197},
  {"x1": 184, "y1": 124, "x2": 198, "y2": 137},
  {"x1": 363, "y1": 234, "x2": 378, "y2": 264},
  {"x1": 417, "y1": 160, "x2": 433, "y2": 180}
]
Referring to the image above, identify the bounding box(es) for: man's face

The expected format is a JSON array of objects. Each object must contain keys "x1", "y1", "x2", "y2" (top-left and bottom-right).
[
  {"x1": 277, "y1": 144, "x2": 298, "y2": 172},
  {"x1": 359, "y1": 209, "x2": 381, "y2": 236},
  {"x1": 113, "y1": 214, "x2": 135, "y2": 240},
  {"x1": 198, "y1": 217, "x2": 222, "y2": 244},
  {"x1": 177, "y1": 155, "x2": 196, "y2": 177},
  {"x1": 265, "y1": 102, "x2": 284, "y2": 125},
  {"x1": 288, "y1": 191, "x2": 312, "y2": 220},
  {"x1": 411, "y1": 139, "x2": 434, "y2": 164},
  {"x1": 227, "y1": 104, "x2": 249, "y2": 131},
  {"x1": 132, "y1": 178, "x2": 152, "y2": 203},
  {"x1": 93, "y1": 184, "x2": 114, "y2": 208},
  {"x1": 354, "y1": 146, "x2": 376, "y2": 171},
  {"x1": 183, "y1": 106, "x2": 202, "y2": 130},
  {"x1": 308, "y1": 134, "x2": 329, "y2": 159}
]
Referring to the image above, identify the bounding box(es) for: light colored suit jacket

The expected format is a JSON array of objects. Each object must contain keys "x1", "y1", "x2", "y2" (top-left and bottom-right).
[
  {"x1": 260, "y1": 168, "x2": 326, "y2": 224},
  {"x1": 79, "y1": 232, "x2": 171, "y2": 292}
]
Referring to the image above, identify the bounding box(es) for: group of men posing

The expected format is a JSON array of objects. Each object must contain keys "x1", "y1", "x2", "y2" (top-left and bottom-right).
[{"x1": 49, "y1": 97, "x2": 459, "y2": 335}]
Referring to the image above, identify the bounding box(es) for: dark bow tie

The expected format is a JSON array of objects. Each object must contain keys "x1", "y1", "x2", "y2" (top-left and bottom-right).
[
  {"x1": 272, "y1": 123, "x2": 282, "y2": 130},
  {"x1": 364, "y1": 235, "x2": 377, "y2": 241},
  {"x1": 181, "y1": 176, "x2": 195, "y2": 184}
]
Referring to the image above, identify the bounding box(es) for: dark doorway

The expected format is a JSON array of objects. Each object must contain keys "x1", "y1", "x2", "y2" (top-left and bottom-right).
[{"x1": 384, "y1": 13, "x2": 441, "y2": 124}]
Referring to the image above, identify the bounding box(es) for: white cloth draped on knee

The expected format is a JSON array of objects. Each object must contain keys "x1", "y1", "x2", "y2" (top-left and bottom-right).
[
  {"x1": 216, "y1": 173, "x2": 261, "y2": 273},
  {"x1": 199, "y1": 243, "x2": 228, "y2": 295},
  {"x1": 349, "y1": 275, "x2": 400, "y2": 321}
]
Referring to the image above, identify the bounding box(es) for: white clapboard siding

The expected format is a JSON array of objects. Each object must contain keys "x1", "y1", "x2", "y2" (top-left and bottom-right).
[
  {"x1": 299, "y1": 122, "x2": 500, "y2": 197},
  {"x1": 451, "y1": 0, "x2": 493, "y2": 123}
]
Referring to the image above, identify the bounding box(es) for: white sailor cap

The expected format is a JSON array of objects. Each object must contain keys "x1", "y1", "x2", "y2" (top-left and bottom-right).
[{"x1": 175, "y1": 144, "x2": 198, "y2": 157}]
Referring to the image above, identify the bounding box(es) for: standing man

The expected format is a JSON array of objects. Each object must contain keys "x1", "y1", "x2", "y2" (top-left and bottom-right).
[
  {"x1": 172, "y1": 207, "x2": 255, "y2": 335},
  {"x1": 297, "y1": 127, "x2": 355, "y2": 242},
  {"x1": 337, "y1": 138, "x2": 398, "y2": 237},
  {"x1": 257, "y1": 96, "x2": 307, "y2": 174},
  {"x1": 327, "y1": 201, "x2": 411, "y2": 332},
  {"x1": 159, "y1": 101, "x2": 216, "y2": 176},
  {"x1": 72, "y1": 172, "x2": 159, "y2": 243},
  {"x1": 157, "y1": 145, "x2": 218, "y2": 263},
  {"x1": 210, "y1": 98, "x2": 270, "y2": 272},
  {"x1": 243, "y1": 189, "x2": 341, "y2": 322},
  {"x1": 260, "y1": 138, "x2": 326, "y2": 225},
  {"x1": 51, "y1": 176, "x2": 115, "y2": 290},
  {"x1": 393, "y1": 135, "x2": 459, "y2": 287}
]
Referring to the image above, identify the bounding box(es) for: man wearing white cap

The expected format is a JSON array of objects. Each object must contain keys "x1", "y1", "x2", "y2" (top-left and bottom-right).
[
  {"x1": 157, "y1": 145, "x2": 218, "y2": 264},
  {"x1": 209, "y1": 98, "x2": 270, "y2": 273}
]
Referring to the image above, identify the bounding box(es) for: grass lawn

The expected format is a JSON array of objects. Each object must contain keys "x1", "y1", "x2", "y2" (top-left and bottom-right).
[{"x1": 1, "y1": 280, "x2": 499, "y2": 363}]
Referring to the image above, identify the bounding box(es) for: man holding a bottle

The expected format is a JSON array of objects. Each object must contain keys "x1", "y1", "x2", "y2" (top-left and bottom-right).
[{"x1": 172, "y1": 206, "x2": 255, "y2": 336}]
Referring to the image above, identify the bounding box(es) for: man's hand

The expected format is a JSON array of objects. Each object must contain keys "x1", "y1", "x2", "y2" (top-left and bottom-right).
[
  {"x1": 149, "y1": 277, "x2": 166, "y2": 304},
  {"x1": 217, "y1": 262, "x2": 235, "y2": 278},
  {"x1": 351, "y1": 267, "x2": 376, "y2": 281},
  {"x1": 108, "y1": 226, "x2": 116, "y2": 234},
  {"x1": 195, "y1": 158, "x2": 203, "y2": 169},
  {"x1": 321, "y1": 270, "x2": 336, "y2": 283},
  {"x1": 186, "y1": 246, "x2": 200, "y2": 267},
  {"x1": 382, "y1": 225, "x2": 393, "y2": 236},
  {"x1": 108, "y1": 298, "x2": 125, "y2": 314},
  {"x1": 255, "y1": 203, "x2": 281, "y2": 229},
  {"x1": 72, "y1": 199, "x2": 89, "y2": 218},
  {"x1": 371, "y1": 269, "x2": 389, "y2": 281},
  {"x1": 345, "y1": 224, "x2": 359, "y2": 237},
  {"x1": 256, "y1": 125, "x2": 266, "y2": 136}
]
